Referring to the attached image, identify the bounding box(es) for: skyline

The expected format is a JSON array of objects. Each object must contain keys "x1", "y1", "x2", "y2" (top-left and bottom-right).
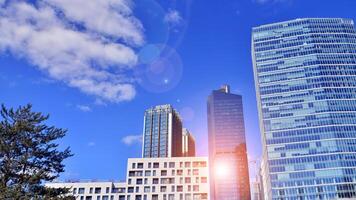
[{"x1": 2, "y1": 0, "x2": 356, "y2": 183}]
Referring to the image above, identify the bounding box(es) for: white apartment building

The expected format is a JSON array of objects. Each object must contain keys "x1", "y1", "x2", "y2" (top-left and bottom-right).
[
  {"x1": 46, "y1": 157, "x2": 209, "y2": 200},
  {"x1": 126, "y1": 157, "x2": 209, "y2": 200},
  {"x1": 45, "y1": 181, "x2": 127, "y2": 200}
]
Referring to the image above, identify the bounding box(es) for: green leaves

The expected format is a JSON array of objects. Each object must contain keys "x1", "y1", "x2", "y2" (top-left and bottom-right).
[{"x1": 0, "y1": 104, "x2": 73, "y2": 199}]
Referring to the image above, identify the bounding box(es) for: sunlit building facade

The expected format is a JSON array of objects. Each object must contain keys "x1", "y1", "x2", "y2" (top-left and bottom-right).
[
  {"x1": 143, "y1": 105, "x2": 183, "y2": 158},
  {"x1": 207, "y1": 85, "x2": 251, "y2": 200},
  {"x1": 252, "y1": 18, "x2": 356, "y2": 199},
  {"x1": 45, "y1": 157, "x2": 210, "y2": 200},
  {"x1": 45, "y1": 181, "x2": 127, "y2": 200},
  {"x1": 126, "y1": 157, "x2": 209, "y2": 200}
]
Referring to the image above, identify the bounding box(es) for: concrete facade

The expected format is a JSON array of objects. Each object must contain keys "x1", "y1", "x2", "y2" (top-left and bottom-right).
[
  {"x1": 126, "y1": 157, "x2": 209, "y2": 200},
  {"x1": 45, "y1": 181, "x2": 127, "y2": 200},
  {"x1": 46, "y1": 157, "x2": 209, "y2": 200}
]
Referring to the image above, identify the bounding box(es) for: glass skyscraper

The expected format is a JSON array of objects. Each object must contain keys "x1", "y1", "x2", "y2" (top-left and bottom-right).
[
  {"x1": 207, "y1": 85, "x2": 251, "y2": 200},
  {"x1": 252, "y1": 18, "x2": 356, "y2": 199},
  {"x1": 142, "y1": 104, "x2": 183, "y2": 158}
]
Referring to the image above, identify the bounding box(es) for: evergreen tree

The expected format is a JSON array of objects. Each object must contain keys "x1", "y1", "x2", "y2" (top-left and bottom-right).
[{"x1": 0, "y1": 104, "x2": 74, "y2": 199}]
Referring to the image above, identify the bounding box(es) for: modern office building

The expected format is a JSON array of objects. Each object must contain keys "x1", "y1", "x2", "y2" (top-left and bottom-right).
[
  {"x1": 45, "y1": 181, "x2": 127, "y2": 200},
  {"x1": 126, "y1": 157, "x2": 209, "y2": 200},
  {"x1": 252, "y1": 18, "x2": 356, "y2": 199},
  {"x1": 207, "y1": 85, "x2": 251, "y2": 200},
  {"x1": 142, "y1": 105, "x2": 183, "y2": 158},
  {"x1": 182, "y1": 128, "x2": 196, "y2": 157}
]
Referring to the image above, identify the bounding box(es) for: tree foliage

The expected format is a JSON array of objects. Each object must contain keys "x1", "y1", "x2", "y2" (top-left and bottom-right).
[{"x1": 0, "y1": 104, "x2": 74, "y2": 199}]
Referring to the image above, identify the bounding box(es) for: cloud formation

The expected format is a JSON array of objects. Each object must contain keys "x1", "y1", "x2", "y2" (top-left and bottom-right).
[
  {"x1": 121, "y1": 134, "x2": 142, "y2": 146},
  {"x1": 76, "y1": 104, "x2": 92, "y2": 112},
  {"x1": 164, "y1": 10, "x2": 183, "y2": 26},
  {"x1": 87, "y1": 141, "x2": 96, "y2": 147},
  {"x1": 0, "y1": 0, "x2": 144, "y2": 102}
]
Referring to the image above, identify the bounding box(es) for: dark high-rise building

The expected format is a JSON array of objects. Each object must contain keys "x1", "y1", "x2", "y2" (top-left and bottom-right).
[
  {"x1": 142, "y1": 104, "x2": 183, "y2": 158},
  {"x1": 252, "y1": 18, "x2": 356, "y2": 199},
  {"x1": 182, "y1": 128, "x2": 196, "y2": 157},
  {"x1": 207, "y1": 85, "x2": 251, "y2": 200}
]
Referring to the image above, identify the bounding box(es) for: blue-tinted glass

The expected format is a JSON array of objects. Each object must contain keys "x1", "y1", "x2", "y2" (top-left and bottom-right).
[{"x1": 252, "y1": 18, "x2": 356, "y2": 200}]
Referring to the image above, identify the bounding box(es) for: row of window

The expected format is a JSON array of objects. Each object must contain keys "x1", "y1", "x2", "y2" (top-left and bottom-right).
[
  {"x1": 131, "y1": 161, "x2": 207, "y2": 170},
  {"x1": 265, "y1": 112, "x2": 356, "y2": 132},
  {"x1": 260, "y1": 80, "x2": 356, "y2": 96},
  {"x1": 127, "y1": 193, "x2": 208, "y2": 200},
  {"x1": 76, "y1": 193, "x2": 208, "y2": 200},
  {"x1": 272, "y1": 184, "x2": 355, "y2": 198},
  {"x1": 253, "y1": 23, "x2": 355, "y2": 43},
  {"x1": 270, "y1": 159, "x2": 356, "y2": 173},
  {"x1": 257, "y1": 54, "x2": 356, "y2": 73},
  {"x1": 127, "y1": 184, "x2": 201, "y2": 193},
  {"x1": 254, "y1": 34, "x2": 356, "y2": 51},
  {"x1": 253, "y1": 18, "x2": 353, "y2": 34},
  {"x1": 127, "y1": 176, "x2": 207, "y2": 185},
  {"x1": 268, "y1": 153, "x2": 356, "y2": 166},
  {"x1": 77, "y1": 196, "x2": 117, "y2": 200},
  {"x1": 256, "y1": 47, "x2": 356, "y2": 63},
  {"x1": 256, "y1": 44, "x2": 356, "y2": 60},
  {"x1": 269, "y1": 125, "x2": 356, "y2": 138},
  {"x1": 254, "y1": 28, "x2": 355, "y2": 45},
  {"x1": 73, "y1": 187, "x2": 125, "y2": 195},
  {"x1": 263, "y1": 101, "x2": 356, "y2": 120},
  {"x1": 262, "y1": 74, "x2": 356, "y2": 88},
  {"x1": 129, "y1": 169, "x2": 203, "y2": 177},
  {"x1": 270, "y1": 139, "x2": 356, "y2": 152},
  {"x1": 262, "y1": 89, "x2": 356, "y2": 108},
  {"x1": 259, "y1": 65, "x2": 356, "y2": 84}
]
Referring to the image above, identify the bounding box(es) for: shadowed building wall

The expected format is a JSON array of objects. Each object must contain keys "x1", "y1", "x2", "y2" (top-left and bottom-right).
[{"x1": 183, "y1": 128, "x2": 196, "y2": 157}]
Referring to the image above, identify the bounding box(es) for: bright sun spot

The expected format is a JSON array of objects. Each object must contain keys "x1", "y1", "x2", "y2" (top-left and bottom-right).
[{"x1": 215, "y1": 162, "x2": 230, "y2": 178}]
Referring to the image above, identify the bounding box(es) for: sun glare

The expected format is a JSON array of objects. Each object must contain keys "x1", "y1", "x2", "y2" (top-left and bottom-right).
[{"x1": 215, "y1": 162, "x2": 230, "y2": 178}]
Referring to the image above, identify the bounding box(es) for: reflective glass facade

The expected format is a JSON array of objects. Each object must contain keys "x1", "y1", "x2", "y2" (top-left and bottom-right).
[
  {"x1": 207, "y1": 85, "x2": 251, "y2": 200},
  {"x1": 143, "y1": 105, "x2": 183, "y2": 158},
  {"x1": 252, "y1": 18, "x2": 356, "y2": 199}
]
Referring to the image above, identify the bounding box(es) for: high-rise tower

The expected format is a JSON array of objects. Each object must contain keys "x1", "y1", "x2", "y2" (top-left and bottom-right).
[
  {"x1": 207, "y1": 85, "x2": 251, "y2": 200},
  {"x1": 252, "y1": 18, "x2": 356, "y2": 199},
  {"x1": 142, "y1": 104, "x2": 183, "y2": 158}
]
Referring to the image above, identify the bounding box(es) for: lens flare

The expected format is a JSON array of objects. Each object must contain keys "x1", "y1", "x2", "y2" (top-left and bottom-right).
[
  {"x1": 215, "y1": 162, "x2": 231, "y2": 179},
  {"x1": 134, "y1": 44, "x2": 183, "y2": 93},
  {"x1": 134, "y1": 0, "x2": 169, "y2": 45}
]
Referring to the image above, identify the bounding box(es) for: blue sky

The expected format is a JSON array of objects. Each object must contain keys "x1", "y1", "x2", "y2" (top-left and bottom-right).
[{"x1": 1, "y1": 0, "x2": 356, "y2": 181}]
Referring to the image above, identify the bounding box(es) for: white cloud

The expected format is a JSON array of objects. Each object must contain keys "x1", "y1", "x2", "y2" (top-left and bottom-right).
[
  {"x1": 94, "y1": 98, "x2": 107, "y2": 106},
  {"x1": 121, "y1": 134, "x2": 142, "y2": 146},
  {"x1": 0, "y1": 0, "x2": 144, "y2": 102},
  {"x1": 88, "y1": 141, "x2": 96, "y2": 147},
  {"x1": 76, "y1": 104, "x2": 92, "y2": 112},
  {"x1": 45, "y1": 0, "x2": 144, "y2": 45},
  {"x1": 164, "y1": 10, "x2": 183, "y2": 26}
]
